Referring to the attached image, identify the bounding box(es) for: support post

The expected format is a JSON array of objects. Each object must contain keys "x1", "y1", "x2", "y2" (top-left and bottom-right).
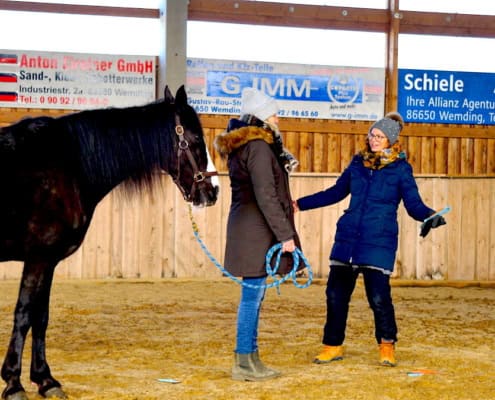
[{"x1": 158, "y1": 0, "x2": 188, "y2": 97}]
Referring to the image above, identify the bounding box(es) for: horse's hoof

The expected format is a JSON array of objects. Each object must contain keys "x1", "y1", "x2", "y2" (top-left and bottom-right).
[
  {"x1": 5, "y1": 391, "x2": 28, "y2": 400},
  {"x1": 43, "y1": 387, "x2": 67, "y2": 399}
]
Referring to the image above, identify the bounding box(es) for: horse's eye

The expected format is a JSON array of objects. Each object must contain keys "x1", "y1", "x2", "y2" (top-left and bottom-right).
[{"x1": 188, "y1": 133, "x2": 200, "y2": 143}]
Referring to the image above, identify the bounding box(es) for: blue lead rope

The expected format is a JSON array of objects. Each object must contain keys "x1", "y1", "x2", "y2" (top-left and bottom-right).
[{"x1": 188, "y1": 205, "x2": 313, "y2": 293}]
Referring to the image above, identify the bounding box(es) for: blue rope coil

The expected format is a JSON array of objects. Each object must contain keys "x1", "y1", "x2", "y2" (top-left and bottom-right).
[{"x1": 188, "y1": 205, "x2": 313, "y2": 292}]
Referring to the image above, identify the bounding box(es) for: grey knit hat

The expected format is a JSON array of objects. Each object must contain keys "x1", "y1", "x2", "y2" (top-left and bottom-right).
[
  {"x1": 369, "y1": 113, "x2": 403, "y2": 144},
  {"x1": 240, "y1": 88, "x2": 279, "y2": 121}
]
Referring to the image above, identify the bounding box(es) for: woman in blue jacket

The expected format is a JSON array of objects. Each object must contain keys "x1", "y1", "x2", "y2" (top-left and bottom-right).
[{"x1": 295, "y1": 112, "x2": 445, "y2": 367}]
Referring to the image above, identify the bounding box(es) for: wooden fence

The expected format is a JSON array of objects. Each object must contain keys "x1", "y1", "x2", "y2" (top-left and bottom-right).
[
  {"x1": 2, "y1": 112, "x2": 494, "y2": 176},
  {"x1": 0, "y1": 173, "x2": 493, "y2": 281},
  {"x1": 200, "y1": 115, "x2": 495, "y2": 176},
  {"x1": 1, "y1": 111, "x2": 494, "y2": 281}
]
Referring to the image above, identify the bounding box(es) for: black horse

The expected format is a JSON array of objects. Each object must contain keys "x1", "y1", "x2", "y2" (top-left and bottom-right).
[{"x1": 0, "y1": 85, "x2": 218, "y2": 399}]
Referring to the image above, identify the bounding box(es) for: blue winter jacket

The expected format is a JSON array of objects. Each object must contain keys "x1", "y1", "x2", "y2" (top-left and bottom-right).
[{"x1": 297, "y1": 154, "x2": 434, "y2": 272}]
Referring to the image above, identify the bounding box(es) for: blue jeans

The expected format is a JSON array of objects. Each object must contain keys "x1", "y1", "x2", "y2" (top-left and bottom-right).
[
  {"x1": 323, "y1": 265, "x2": 397, "y2": 346},
  {"x1": 235, "y1": 276, "x2": 267, "y2": 354}
]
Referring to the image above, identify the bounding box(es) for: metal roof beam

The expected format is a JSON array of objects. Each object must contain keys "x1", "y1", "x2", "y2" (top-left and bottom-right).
[{"x1": 0, "y1": 0, "x2": 159, "y2": 18}]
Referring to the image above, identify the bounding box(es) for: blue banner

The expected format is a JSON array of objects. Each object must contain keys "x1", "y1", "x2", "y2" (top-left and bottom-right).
[
  {"x1": 186, "y1": 58, "x2": 385, "y2": 121},
  {"x1": 206, "y1": 70, "x2": 363, "y2": 103},
  {"x1": 398, "y1": 69, "x2": 495, "y2": 125}
]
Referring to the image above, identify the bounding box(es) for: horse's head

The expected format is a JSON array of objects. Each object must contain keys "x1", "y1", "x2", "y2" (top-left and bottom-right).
[{"x1": 164, "y1": 85, "x2": 219, "y2": 207}]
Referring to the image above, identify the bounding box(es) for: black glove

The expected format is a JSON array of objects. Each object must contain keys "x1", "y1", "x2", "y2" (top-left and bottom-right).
[{"x1": 420, "y1": 215, "x2": 446, "y2": 237}]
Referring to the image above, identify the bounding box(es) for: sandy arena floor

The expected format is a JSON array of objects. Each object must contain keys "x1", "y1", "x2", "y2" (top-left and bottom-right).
[{"x1": 0, "y1": 278, "x2": 493, "y2": 400}]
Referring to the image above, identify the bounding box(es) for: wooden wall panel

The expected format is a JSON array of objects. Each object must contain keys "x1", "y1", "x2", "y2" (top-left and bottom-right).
[
  {"x1": 420, "y1": 137, "x2": 434, "y2": 173},
  {"x1": 459, "y1": 180, "x2": 477, "y2": 279},
  {"x1": 284, "y1": 131, "x2": 300, "y2": 170},
  {"x1": 475, "y1": 180, "x2": 491, "y2": 280},
  {"x1": 293, "y1": 177, "x2": 328, "y2": 278},
  {"x1": 0, "y1": 175, "x2": 492, "y2": 282},
  {"x1": 432, "y1": 179, "x2": 449, "y2": 279},
  {"x1": 298, "y1": 132, "x2": 312, "y2": 171},
  {"x1": 0, "y1": 261, "x2": 22, "y2": 280},
  {"x1": 109, "y1": 192, "x2": 124, "y2": 277},
  {"x1": 161, "y1": 176, "x2": 178, "y2": 277},
  {"x1": 489, "y1": 182, "x2": 495, "y2": 280},
  {"x1": 447, "y1": 138, "x2": 461, "y2": 176},
  {"x1": 1, "y1": 111, "x2": 495, "y2": 282},
  {"x1": 407, "y1": 137, "x2": 420, "y2": 172},
  {"x1": 473, "y1": 139, "x2": 487, "y2": 174},
  {"x1": 461, "y1": 138, "x2": 474, "y2": 175},
  {"x1": 326, "y1": 133, "x2": 340, "y2": 173},
  {"x1": 121, "y1": 196, "x2": 141, "y2": 278},
  {"x1": 340, "y1": 134, "x2": 355, "y2": 170},
  {"x1": 445, "y1": 180, "x2": 463, "y2": 279},
  {"x1": 139, "y1": 192, "x2": 165, "y2": 278},
  {"x1": 434, "y1": 137, "x2": 447, "y2": 174},
  {"x1": 415, "y1": 179, "x2": 434, "y2": 279},
  {"x1": 2, "y1": 112, "x2": 494, "y2": 176},
  {"x1": 312, "y1": 132, "x2": 325, "y2": 173},
  {"x1": 488, "y1": 139, "x2": 495, "y2": 174}
]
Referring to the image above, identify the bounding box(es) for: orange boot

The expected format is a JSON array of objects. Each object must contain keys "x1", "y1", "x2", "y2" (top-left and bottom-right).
[
  {"x1": 379, "y1": 340, "x2": 396, "y2": 367},
  {"x1": 313, "y1": 345, "x2": 344, "y2": 364}
]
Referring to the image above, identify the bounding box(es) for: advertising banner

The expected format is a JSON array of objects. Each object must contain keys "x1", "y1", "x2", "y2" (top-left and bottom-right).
[
  {"x1": 186, "y1": 58, "x2": 385, "y2": 121},
  {"x1": 398, "y1": 69, "x2": 495, "y2": 125},
  {"x1": 0, "y1": 50, "x2": 156, "y2": 110}
]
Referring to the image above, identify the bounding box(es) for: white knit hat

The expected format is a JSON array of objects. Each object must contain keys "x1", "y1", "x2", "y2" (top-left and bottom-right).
[{"x1": 240, "y1": 88, "x2": 279, "y2": 121}]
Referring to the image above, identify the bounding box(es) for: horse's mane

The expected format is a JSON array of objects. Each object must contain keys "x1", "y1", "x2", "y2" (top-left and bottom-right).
[
  {"x1": 0, "y1": 116, "x2": 57, "y2": 156},
  {"x1": 60, "y1": 99, "x2": 176, "y2": 195}
]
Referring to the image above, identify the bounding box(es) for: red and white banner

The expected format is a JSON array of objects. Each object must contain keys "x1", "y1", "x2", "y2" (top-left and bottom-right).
[{"x1": 0, "y1": 50, "x2": 156, "y2": 110}]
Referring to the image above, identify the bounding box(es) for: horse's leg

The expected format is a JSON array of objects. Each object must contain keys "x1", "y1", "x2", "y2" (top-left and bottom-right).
[
  {"x1": 1, "y1": 262, "x2": 38, "y2": 399},
  {"x1": 1, "y1": 260, "x2": 65, "y2": 399},
  {"x1": 28, "y1": 261, "x2": 66, "y2": 399}
]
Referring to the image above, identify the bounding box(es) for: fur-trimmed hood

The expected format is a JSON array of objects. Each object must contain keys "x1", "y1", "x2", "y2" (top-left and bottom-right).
[{"x1": 214, "y1": 124, "x2": 274, "y2": 157}]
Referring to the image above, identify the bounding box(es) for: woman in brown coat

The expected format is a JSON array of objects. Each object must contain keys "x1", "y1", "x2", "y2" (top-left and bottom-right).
[{"x1": 214, "y1": 87, "x2": 300, "y2": 381}]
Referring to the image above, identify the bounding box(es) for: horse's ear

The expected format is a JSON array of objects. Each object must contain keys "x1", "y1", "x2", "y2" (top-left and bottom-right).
[
  {"x1": 164, "y1": 86, "x2": 175, "y2": 104},
  {"x1": 175, "y1": 85, "x2": 188, "y2": 107}
]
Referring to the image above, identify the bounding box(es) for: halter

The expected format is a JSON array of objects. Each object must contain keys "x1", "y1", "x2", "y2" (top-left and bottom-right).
[{"x1": 173, "y1": 114, "x2": 217, "y2": 202}]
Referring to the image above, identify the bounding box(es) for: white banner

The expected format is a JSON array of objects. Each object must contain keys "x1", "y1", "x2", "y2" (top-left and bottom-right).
[
  {"x1": 0, "y1": 50, "x2": 156, "y2": 110},
  {"x1": 186, "y1": 58, "x2": 385, "y2": 121}
]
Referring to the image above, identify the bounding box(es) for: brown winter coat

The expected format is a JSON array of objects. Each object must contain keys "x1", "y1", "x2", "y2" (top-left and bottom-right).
[{"x1": 214, "y1": 124, "x2": 301, "y2": 277}]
